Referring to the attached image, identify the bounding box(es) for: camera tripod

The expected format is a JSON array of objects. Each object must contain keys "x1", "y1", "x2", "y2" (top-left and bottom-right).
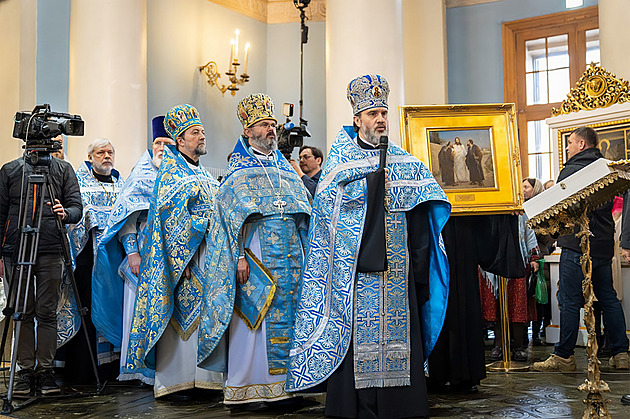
[{"x1": 0, "y1": 149, "x2": 103, "y2": 414}]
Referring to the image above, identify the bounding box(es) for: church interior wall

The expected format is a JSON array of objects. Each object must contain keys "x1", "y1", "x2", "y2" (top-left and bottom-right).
[
  {"x1": 446, "y1": 0, "x2": 598, "y2": 105},
  {"x1": 0, "y1": 0, "x2": 37, "y2": 164}
]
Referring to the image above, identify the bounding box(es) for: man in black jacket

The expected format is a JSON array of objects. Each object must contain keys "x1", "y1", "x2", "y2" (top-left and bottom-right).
[
  {"x1": 0, "y1": 151, "x2": 82, "y2": 396},
  {"x1": 533, "y1": 127, "x2": 629, "y2": 372}
]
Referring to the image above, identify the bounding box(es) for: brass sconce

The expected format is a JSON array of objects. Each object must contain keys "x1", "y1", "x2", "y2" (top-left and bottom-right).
[{"x1": 200, "y1": 29, "x2": 250, "y2": 97}]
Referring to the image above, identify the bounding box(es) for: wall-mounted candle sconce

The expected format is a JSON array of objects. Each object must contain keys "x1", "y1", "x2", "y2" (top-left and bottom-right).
[{"x1": 199, "y1": 29, "x2": 250, "y2": 96}]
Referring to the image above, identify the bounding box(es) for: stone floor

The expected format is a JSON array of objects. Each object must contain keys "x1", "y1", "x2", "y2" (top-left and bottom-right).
[{"x1": 0, "y1": 344, "x2": 629, "y2": 418}]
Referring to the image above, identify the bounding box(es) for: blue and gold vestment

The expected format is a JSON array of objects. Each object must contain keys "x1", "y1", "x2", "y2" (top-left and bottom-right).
[
  {"x1": 286, "y1": 127, "x2": 451, "y2": 391},
  {"x1": 126, "y1": 146, "x2": 218, "y2": 374},
  {"x1": 62, "y1": 162, "x2": 124, "y2": 352},
  {"x1": 197, "y1": 136, "x2": 311, "y2": 374},
  {"x1": 93, "y1": 150, "x2": 159, "y2": 382}
]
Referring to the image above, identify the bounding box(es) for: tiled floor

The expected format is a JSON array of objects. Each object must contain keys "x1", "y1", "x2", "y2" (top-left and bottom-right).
[{"x1": 2, "y1": 344, "x2": 629, "y2": 418}]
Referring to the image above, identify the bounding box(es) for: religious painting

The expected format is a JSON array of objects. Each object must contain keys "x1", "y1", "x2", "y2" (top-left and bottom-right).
[
  {"x1": 427, "y1": 128, "x2": 496, "y2": 190},
  {"x1": 558, "y1": 119, "x2": 630, "y2": 170},
  {"x1": 400, "y1": 103, "x2": 522, "y2": 215}
]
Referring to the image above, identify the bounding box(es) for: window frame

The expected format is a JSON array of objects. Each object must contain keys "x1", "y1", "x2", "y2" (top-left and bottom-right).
[{"x1": 503, "y1": 6, "x2": 598, "y2": 178}]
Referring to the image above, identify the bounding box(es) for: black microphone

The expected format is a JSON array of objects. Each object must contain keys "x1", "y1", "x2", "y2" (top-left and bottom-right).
[{"x1": 378, "y1": 135, "x2": 388, "y2": 169}]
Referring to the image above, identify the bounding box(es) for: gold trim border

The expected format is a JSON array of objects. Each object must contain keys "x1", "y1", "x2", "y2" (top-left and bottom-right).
[
  {"x1": 556, "y1": 118, "x2": 630, "y2": 170},
  {"x1": 399, "y1": 103, "x2": 523, "y2": 215}
]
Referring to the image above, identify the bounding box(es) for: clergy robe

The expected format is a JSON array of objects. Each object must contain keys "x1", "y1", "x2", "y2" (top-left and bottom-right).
[
  {"x1": 93, "y1": 150, "x2": 158, "y2": 383},
  {"x1": 286, "y1": 127, "x2": 451, "y2": 418},
  {"x1": 197, "y1": 136, "x2": 311, "y2": 405},
  {"x1": 125, "y1": 146, "x2": 222, "y2": 397},
  {"x1": 63, "y1": 162, "x2": 125, "y2": 382}
]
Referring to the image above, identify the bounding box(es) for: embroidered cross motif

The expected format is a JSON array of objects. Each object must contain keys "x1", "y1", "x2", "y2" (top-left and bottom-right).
[
  {"x1": 269, "y1": 231, "x2": 280, "y2": 245},
  {"x1": 389, "y1": 216, "x2": 403, "y2": 229},
  {"x1": 389, "y1": 261, "x2": 404, "y2": 277},
  {"x1": 390, "y1": 311, "x2": 405, "y2": 325},
  {"x1": 272, "y1": 308, "x2": 283, "y2": 322},
  {"x1": 364, "y1": 312, "x2": 379, "y2": 328},
  {"x1": 242, "y1": 282, "x2": 256, "y2": 297},
  {"x1": 273, "y1": 194, "x2": 287, "y2": 213}
]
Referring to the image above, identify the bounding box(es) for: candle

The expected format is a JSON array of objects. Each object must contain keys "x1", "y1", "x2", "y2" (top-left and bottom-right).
[
  {"x1": 244, "y1": 43, "x2": 250, "y2": 74},
  {"x1": 229, "y1": 39, "x2": 235, "y2": 68},
  {"x1": 234, "y1": 29, "x2": 240, "y2": 59}
]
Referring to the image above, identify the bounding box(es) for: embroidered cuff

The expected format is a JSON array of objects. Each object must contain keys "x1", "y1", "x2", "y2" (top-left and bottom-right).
[{"x1": 121, "y1": 233, "x2": 139, "y2": 254}]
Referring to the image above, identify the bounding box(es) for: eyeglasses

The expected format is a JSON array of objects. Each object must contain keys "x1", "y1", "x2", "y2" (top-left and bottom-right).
[
  {"x1": 299, "y1": 154, "x2": 314, "y2": 161},
  {"x1": 252, "y1": 121, "x2": 277, "y2": 130}
]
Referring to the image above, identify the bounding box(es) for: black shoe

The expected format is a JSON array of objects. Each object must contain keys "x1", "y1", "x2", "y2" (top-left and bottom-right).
[
  {"x1": 13, "y1": 369, "x2": 35, "y2": 397},
  {"x1": 532, "y1": 338, "x2": 543, "y2": 347},
  {"x1": 621, "y1": 394, "x2": 630, "y2": 405},
  {"x1": 159, "y1": 391, "x2": 193, "y2": 402},
  {"x1": 489, "y1": 346, "x2": 502, "y2": 361},
  {"x1": 513, "y1": 349, "x2": 529, "y2": 362},
  {"x1": 37, "y1": 369, "x2": 61, "y2": 395}
]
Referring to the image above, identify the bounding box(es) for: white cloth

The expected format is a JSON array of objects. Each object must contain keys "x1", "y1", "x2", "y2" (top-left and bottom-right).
[
  {"x1": 154, "y1": 324, "x2": 223, "y2": 397},
  {"x1": 154, "y1": 239, "x2": 222, "y2": 397},
  {"x1": 453, "y1": 143, "x2": 468, "y2": 182},
  {"x1": 223, "y1": 227, "x2": 292, "y2": 404}
]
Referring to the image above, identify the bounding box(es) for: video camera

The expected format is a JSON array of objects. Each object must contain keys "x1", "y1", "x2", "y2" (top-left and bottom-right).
[
  {"x1": 13, "y1": 104, "x2": 84, "y2": 148},
  {"x1": 277, "y1": 103, "x2": 310, "y2": 160}
]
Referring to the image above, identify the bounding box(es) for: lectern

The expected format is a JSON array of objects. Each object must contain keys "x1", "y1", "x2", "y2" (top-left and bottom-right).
[{"x1": 524, "y1": 158, "x2": 630, "y2": 418}]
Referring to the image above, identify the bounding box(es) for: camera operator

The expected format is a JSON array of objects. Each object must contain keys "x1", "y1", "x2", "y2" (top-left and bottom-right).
[
  {"x1": 290, "y1": 145, "x2": 323, "y2": 197},
  {"x1": 0, "y1": 148, "x2": 82, "y2": 396}
]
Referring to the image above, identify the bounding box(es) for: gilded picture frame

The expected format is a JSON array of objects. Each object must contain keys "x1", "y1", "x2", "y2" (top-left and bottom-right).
[
  {"x1": 400, "y1": 103, "x2": 523, "y2": 215},
  {"x1": 558, "y1": 118, "x2": 630, "y2": 170}
]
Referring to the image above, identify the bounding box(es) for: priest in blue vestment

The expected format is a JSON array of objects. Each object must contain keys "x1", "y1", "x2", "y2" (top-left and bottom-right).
[
  {"x1": 286, "y1": 74, "x2": 451, "y2": 418},
  {"x1": 64, "y1": 138, "x2": 125, "y2": 383},
  {"x1": 92, "y1": 116, "x2": 174, "y2": 384},
  {"x1": 197, "y1": 93, "x2": 311, "y2": 409},
  {"x1": 125, "y1": 104, "x2": 222, "y2": 398}
]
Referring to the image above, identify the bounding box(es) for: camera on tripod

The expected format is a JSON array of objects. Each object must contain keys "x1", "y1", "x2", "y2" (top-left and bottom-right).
[
  {"x1": 277, "y1": 103, "x2": 310, "y2": 160},
  {"x1": 13, "y1": 104, "x2": 84, "y2": 150},
  {"x1": 13, "y1": 104, "x2": 84, "y2": 165}
]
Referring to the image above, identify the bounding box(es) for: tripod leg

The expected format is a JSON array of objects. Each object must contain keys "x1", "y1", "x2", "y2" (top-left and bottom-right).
[{"x1": 0, "y1": 261, "x2": 20, "y2": 370}]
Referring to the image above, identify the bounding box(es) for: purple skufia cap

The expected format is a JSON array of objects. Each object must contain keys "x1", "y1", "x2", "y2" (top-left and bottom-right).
[{"x1": 152, "y1": 116, "x2": 169, "y2": 141}]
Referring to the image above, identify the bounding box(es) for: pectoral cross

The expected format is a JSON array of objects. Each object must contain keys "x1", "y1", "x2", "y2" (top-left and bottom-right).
[{"x1": 273, "y1": 193, "x2": 287, "y2": 214}]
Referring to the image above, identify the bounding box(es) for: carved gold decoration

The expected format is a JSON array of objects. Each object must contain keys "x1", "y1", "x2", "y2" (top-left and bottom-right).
[
  {"x1": 208, "y1": 0, "x2": 325, "y2": 23},
  {"x1": 552, "y1": 64, "x2": 630, "y2": 116},
  {"x1": 527, "y1": 160, "x2": 630, "y2": 419}
]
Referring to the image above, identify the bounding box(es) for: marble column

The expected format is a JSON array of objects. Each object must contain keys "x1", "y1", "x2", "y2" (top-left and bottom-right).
[
  {"x1": 68, "y1": 0, "x2": 147, "y2": 177},
  {"x1": 325, "y1": 0, "x2": 404, "y2": 147},
  {"x1": 0, "y1": 0, "x2": 37, "y2": 164},
  {"x1": 402, "y1": 0, "x2": 447, "y2": 105},
  {"x1": 599, "y1": 0, "x2": 630, "y2": 81}
]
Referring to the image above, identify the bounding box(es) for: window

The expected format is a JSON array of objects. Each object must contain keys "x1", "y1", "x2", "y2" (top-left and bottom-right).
[{"x1": 503, "y1": 6, "x2": 598, "y2": 181}]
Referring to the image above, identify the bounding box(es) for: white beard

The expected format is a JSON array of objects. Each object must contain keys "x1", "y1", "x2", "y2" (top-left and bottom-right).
[{"x1": 152, "y1": 153, "x2": 163, "y2": 168}]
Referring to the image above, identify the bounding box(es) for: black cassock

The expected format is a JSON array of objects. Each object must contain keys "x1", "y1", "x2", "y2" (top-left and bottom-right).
[
  {"x1": 325, "y1": 138, "x2": 433, "y2": 419},
  {"x1": 427, "y1": 215, "x2": 525, "y2": 391}
]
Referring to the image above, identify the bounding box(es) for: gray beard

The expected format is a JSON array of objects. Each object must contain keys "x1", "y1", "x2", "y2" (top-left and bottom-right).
[
  {"x1": 250, "y1": 134, "x2": 277, "y2": 153},
  {"x1": 361, "y1": 128, "x2": 387, "y2": 146}
]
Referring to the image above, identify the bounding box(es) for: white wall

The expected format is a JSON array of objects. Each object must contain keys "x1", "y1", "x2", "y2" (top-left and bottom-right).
[{"x1": 266, "y1": 21, "x2": 327, "y2": 159}]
